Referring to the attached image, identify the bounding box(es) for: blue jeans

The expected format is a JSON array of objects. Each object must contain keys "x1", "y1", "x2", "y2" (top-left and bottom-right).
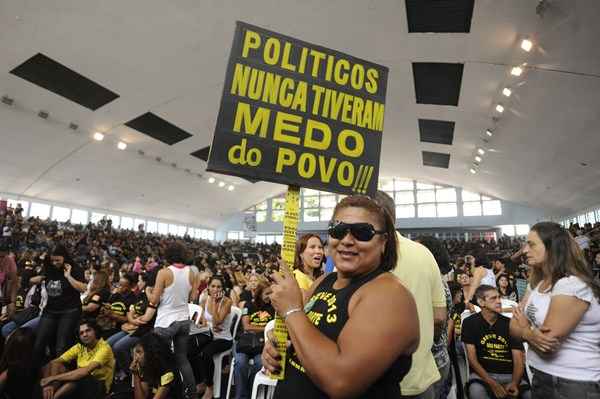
[
  {"x1": 34, "y1": 308, "x2": 81, "y2": 364},
  {"x1": 531, "y1": 367, "x2": 600, "y2": 399},
  {"x1": 2, "y1": 316, "x2": 41, "y2": 337},
  {"x1": 468, "y1": 372, "x2": 530, "y2": 399},
  {"x1": 108, "y1": 331, "x2": 140, "y2": 373},
  {"x1": 234, "y1": 350, "x2": 262, "y2": 399}
]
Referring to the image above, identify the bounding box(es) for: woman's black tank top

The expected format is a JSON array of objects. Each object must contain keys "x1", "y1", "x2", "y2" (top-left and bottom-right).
[{"x1": 273, "y1": 269, "x2": 412, "y2": 398}]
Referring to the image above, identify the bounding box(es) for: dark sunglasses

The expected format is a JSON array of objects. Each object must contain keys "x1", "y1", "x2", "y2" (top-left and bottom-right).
[{"x1": 328, "y1": 221, "x2": 386, "y2": 242}]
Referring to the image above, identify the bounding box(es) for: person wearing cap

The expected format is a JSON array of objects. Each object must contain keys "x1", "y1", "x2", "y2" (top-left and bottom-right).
[{"x1": 0, "y1": 239, "x2": 18, "y2": 321}]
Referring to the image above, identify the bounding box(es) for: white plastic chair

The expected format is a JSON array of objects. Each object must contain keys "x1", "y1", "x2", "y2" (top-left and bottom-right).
[
  {"x1": 213, "y1": 306, "x2": 242, "y2": 398},
  {"x1": 251, "y1": 319, "x2": 277, "y2": 399},
  {"x1": 500, "y1": 298, "x2": 517, "y2": 318},
  {"x1": 188, "y1": 303, "x2": 203, "y2": 323}
]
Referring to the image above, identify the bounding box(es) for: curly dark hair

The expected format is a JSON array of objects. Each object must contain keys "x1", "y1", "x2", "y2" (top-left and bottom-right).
[{"x1": 137, "y1": 333, "x2": 177, "y2": 388}]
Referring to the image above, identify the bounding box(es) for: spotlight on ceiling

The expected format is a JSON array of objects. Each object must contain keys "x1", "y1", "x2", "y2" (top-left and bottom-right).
[
  {"x1": 218, "y1": 181, "x2": 226, "y2": 187},
  {"x1": 477, "y1": 148, "x2": 485, "y2": 155},
  {"x1": 511, "y1": 66, "x2": 523, "y2": 76},
  {"x1": 475, "y1": 156, "x2": 482, "y2": 163},
  {"x1": 69, "y1": 122, "x2": 79, "y2": 131},
  {"x1": 228, "y1": 185, "x2": 235, "y2": 191},
  {"x1": 93, "y1": 132, "x2": 104, "y2": 141},
  {"x1": 117, "y1": 141, "x2": 127, "y2": 150},
  {"x1": 208, "y1": 177, "x2": 216, "y2": 184},
  {"x1": 486, "y1": 129, "x2": 493, "y2": 137},
  {"x1": 495, "y1": 104, "x2": 505, "y2": 113},
  {"x1": 521, "y1": 39, "x2": 533, "y2": 52},
  {"x1": 1, "y1": 95, "x2": 14, "y2": 106},
  {"x1": 470, "y1": 168, "x2": 477, "y2": 174},
  {"x1": 38, "y1": 110, "x2": 49, "y2": 119},
  {"x1": 502, "y1": 88, "x2": 512, "y2": 97}
]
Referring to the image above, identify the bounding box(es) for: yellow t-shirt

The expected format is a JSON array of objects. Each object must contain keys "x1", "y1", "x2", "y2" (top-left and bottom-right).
[
  {"x1": 392, "y1": 232, "x2": 446, "y2": 395},
  {"x1": 59, "y1": 338, "x2": 115, "y2": 393},
  {"x1": 293, "y1": 269, "x2": 314, "y2": 291}
]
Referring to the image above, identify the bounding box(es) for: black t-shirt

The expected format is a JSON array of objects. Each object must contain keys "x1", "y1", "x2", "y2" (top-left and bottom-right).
[
  {"x1": 239, "y1": 290, "x2": 252, "y2": 305},
  {"x1": 461, "y1": 313, "x2": 523, "y2": 375},
  {"x1": 43, "y1": 264, "x2": 85, "y2": 312},
  {"x1": 99, "y1": 291, "x2": 136, "y2": 332},
  {"x1": 83, "y1": 288, "x2": 111, "y2": 319},
  {"x1": 244, "y1": 301, "x2": 275, "y2": 328}
]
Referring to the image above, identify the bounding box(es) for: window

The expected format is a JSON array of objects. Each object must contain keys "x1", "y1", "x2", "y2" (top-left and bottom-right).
[
  {"x1": 29, "y1": 203, "x2": 51, "y2": 219},
  {"x1": 107, "y1": 214, "x2": 121, "y2": 227},
  {"x1": 255, "y1": 201, "x2": 267, "y2": 224},
  {"x1": 158, "y1": 223, "x2": 168, "y2": 235},
  {"x1": 395, "y1": 180, "x2": 414, "y2": 190},
  {"x1": 578, "y1": 214, "x2": 587, "y2": 225},
  {"x1": 515, "y1": 224, "x2": 530, "y2": 236},
  {"x1": 272, "y1": 198, "x2": 285, "y2": 222},
  {"x1": 396, "y1": 205, "x2": 415, "y2": 218},
  {"x1": 51, "y1": 206, "x2": 71, "y2": 222},
  {"x1": 71, "y1": 209, "x2": 88, "y2": 225},
  {"x1": 462, "y1": 190, "x2": 481, "y2": 201},
  {"x1": 320, "y1": 195, "x2": 337, "y2": 208},
  {"x1": 482, "y1": 200, "x2": 502, "y2": 216},
  {"x1": 177, "y1": 225, "x2": 187, "y2": 237},
  {"x1": 304, "y1": 209, "x2": 320, "y2": 222},
  {"x1": 320, "y1": 208, "x2": 334, "y2": 222},
  {"x1": 417, "y1": 190, "x2": 435, "y2": 203},
  {"x1": 587, "y1": 212, "x2": 596, "y2": 224},
  {"x1": 168, "y1": 224, "x2": 178, "y2": 235},
  {"x1": 303, "y1": 196, "x2": 319, "y2": 209},
  {"x1": 6, "y1": 199, "x2": 29, "y2": 216},
  {"x1": 418, "y1": 204, "x2": 436, "y2": 218},
  {"x1": 147, "y1": 221, "x2": 158, "y2": 233},
  {"x1": 206, "y1": 231, "x2": 215, "y2": 240},
  {"x1": 395, "y1": 191, "x2": 414, "y2": 205},
  {"x1": 463, "y1": 201, "x2": 482, "y2": 217},
  {"x1": 436, "y1": 188, "x2": 456, "y2": 202},
  {"x1": 227, "y1": 231, "x2": 243, "y2": 240},
  {"x1": 379, "y1": 179, "x2": 394, "y2": 191},
  {"x1": 135, "y1": 219, "x2": 146, "y2": 231},
  {"x1": 416, "y1": 182, "x2": 434, "y2": 189},
  {"x1": 437, "y1": 203, "x2": 457, "y2": 217},
  {"x1": 120, "y1": 217, "x2": 134, "y2": 230},
  {"x1": 499, "y1": 225, "x2": 516, "y2": 237},
  {"x1": 91, "y1": 212, "x2": 105, "y2": 224}
]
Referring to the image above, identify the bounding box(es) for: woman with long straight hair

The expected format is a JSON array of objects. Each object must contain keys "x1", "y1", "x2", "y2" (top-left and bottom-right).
[{"x1": 510, "y1": 222, "x2": 600, "y2": 399}]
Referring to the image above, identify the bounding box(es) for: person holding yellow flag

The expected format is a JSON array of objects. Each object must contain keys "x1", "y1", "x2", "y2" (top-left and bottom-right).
[{"x1": 263, "y1": 195, "x2": 418, "y2": 398}]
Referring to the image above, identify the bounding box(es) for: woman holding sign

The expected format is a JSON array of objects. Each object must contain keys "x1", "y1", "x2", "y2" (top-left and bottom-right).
[{"x1": 264, "y1": 195, "x2": 418, "y2": 398}]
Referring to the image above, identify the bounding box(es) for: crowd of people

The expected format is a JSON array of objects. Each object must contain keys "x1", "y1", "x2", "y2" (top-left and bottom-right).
[{"x1": 0, "y1": 197, "x2": 599, "y2": 399}]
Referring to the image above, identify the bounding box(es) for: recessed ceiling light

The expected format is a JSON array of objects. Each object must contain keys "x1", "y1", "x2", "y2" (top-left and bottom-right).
[
  {"x1": 208, "y1": 177, "x2": 216, "y2": 184},
  {"x1": 93, "y1": 132, "x2": 104, "y2": 141},
  {"x1": 470, "y1": 168, "x2": 477, "y2": 174},
  {"x1": 486, "y1": 129, "x2": 493, "y2": 137},
  {"x1": 521, "y1": 39, "x2": 533, "y2": 52},
  {"x1": 496, "y1": 104, "x2": 504, "y2": 113},
  {"x1": 228, "y1": 185, "x2": 234, "y2": 191},
  {"x1": 218, "y1": 181, "x2": 225, "y2": 187},
  {"x1": 117, "y1": 141, "x2": 127, "y2": 150},
  {"x1": 477, "y1": 148, "x2": 485, "y2": 155},
  {"x1": 502, "y1": 88, "x2": 512, "y2": 97},
  {"x1": 511, "y1": 66, "x2": 523, "y2": 76},
  {"x1": 475, "y1": 156, "x2": 482, "y2": 162}
]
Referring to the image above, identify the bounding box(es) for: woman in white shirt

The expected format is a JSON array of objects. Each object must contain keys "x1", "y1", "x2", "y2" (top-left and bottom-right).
[{"x1": 510, "y1": 222, "x2": 600, "y2": 399}]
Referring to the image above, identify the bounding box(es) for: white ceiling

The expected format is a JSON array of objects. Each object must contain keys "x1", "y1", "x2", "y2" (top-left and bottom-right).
[{"x1": 1, "y1": 0, "x2": 599, "y2": 227}]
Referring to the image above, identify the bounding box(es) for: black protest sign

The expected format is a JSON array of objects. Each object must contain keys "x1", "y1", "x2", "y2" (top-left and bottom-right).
[{"x1": 207, "y1": 21, "x2": 388, "y2": 196}]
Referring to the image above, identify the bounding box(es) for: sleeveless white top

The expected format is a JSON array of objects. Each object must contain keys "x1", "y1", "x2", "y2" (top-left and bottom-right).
[
  {"x1": 480, "y1": 268, "x2": 497, "y2": 287},
  {"x1": 204, "y1": 298, "x2": 233, "y2": 341},
  {"x1": 155, "y1": 265, "x2": 191, "y2": 328}
]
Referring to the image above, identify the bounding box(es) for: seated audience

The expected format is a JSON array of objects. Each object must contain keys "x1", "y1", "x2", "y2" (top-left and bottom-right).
[
  {"x1": 497, "y1": 274, "x2": 518, "y2": 302},
  {"x1": 97, "y1": 272, "x2": 136, "y2": 338},
  {"x1": 234, "y1": 283, "x2": 275, "y2": 399},
  {"x1": 40, "y1": 319, "x2": 115, "y2": 399},
  {"x1": 463, "y1": 285, "x2": 529, "y2": 399}
]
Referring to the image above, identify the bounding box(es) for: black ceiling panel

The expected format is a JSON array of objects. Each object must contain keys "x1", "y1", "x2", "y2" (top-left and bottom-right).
[
  {"x1": 190, "y1": 146, "x2": 211, "y2": 161},
  {"x1": 412, "y1": 62, "x2": 463, "y2": 106},
  {"x1": 241, "y1": 177, "x2": 260, "y2": 184},
  {"x1": 10, "y1": 53, "x2": 119, "y2": 110},
  {"x1": 125, "y1": 112, "x2": 193, "y2": 145},
  {"x1": 406, "y1": 0, "x2": 475, "y2": 33},
  {"x1": 419, "y1": 119, "x2": 455, "y2": 145},
  {"x1": 422, "y1": 151, "x2": 450, "y2": 168}
]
